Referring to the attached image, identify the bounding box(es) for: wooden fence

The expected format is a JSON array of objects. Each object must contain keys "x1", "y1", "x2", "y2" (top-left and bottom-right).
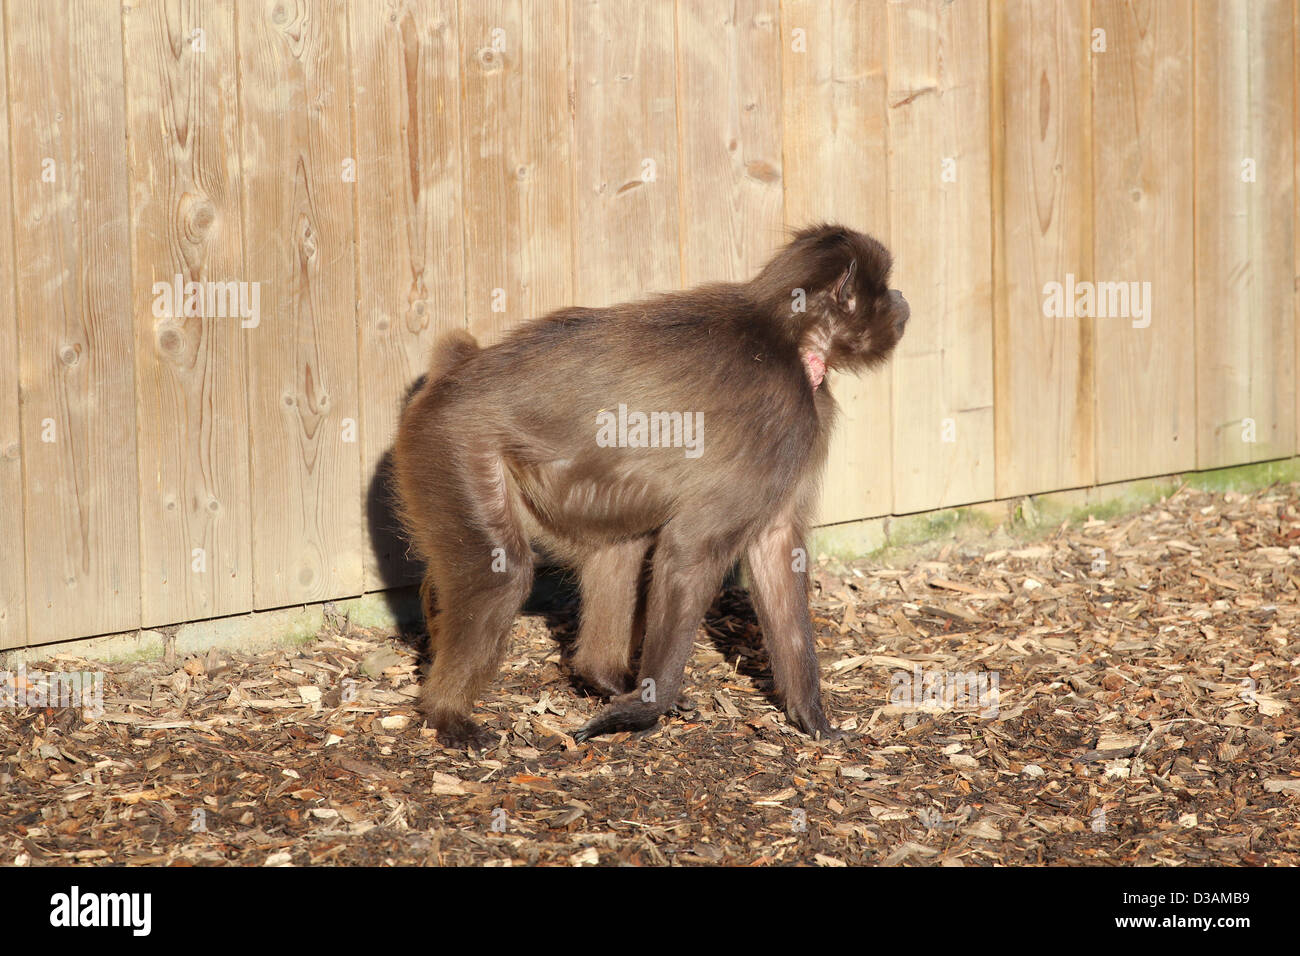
[{"x1": 0, "y1": 0, "x2": 1296, "y2": 648}]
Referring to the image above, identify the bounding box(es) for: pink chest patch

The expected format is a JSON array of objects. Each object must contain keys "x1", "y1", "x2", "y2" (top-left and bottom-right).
[{"x1": 802, "y1": 351, "x2": 826, "y2": 390}]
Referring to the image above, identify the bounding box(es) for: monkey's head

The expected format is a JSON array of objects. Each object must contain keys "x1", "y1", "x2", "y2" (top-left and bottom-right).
[{"x1": 754, "y1": 223, "x2": 910, "y2": 381}]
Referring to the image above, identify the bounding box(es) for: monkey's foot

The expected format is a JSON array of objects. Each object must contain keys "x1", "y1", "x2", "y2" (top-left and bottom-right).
[
  {"x1": 571, "y1": 665, "x2": 634, "y2": 699},
  {"x1": 788, "y1": 704, "x2": 845, "y2": 743},
  {"x1": 433, "y1": 714, "x2": 496, "y2": 750},
  {"x1": 805, "y1": 725, "x2": 845, "y2": 743},
  {"x1": 572, "y1": 696, "x2": 663, "y2": 742}
]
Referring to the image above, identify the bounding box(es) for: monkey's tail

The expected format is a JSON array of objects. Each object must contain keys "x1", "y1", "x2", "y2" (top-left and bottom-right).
[{"x1": 428, "y1": 328, "x2": 479, "y2": 381}]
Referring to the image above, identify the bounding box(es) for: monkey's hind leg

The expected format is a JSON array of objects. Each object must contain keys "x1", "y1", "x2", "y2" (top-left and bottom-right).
[
  {"x1": 419, "y1": 543, "x2": 533, "y2": 749},
  {"x1": 416, "y1": 450, "x2": 535, "y2": 750},
  {"x1": 571, "y1": 538, "x2": 650, "y2": 697}
]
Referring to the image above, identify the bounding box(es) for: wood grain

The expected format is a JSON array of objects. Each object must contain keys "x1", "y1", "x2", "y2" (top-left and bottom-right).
[
  {"x1": 459, "y1": 0, "x2": 573, "y2": 343},
  {"x1": 7, "y1": 0, "x2": 141, "y2": 643},
  {"x1": 1092, "y1": 0, "x2": 1195, "y2": 484},
  {"x1": 239, "y1": 0, "x2": 364, "y2": 608},
  {"x1": 675, "y1": 0, "x2": 784, "y2": 286},
  {"x1": 571, "y1": 0, "x2": 680, "y2": 306},
  {"x1": 3, "y1": 0, "x2": 1299, "y2": 651},
  {"x1": 0, "y1": 10, "x2": 25, "y2": 648},
  {"x1": 992, "y1": 0, "x2": 1095, "y2": 499},
  {"x1": 780, "y1": 0, "x2": 892, "y2": 524},
  {"x1": 887, "y1": 0, "x2": 995, "y2": 513},
  {"x1": 351, "y1": 0, "x2": 465, "y2": 591},
  {"x1": 1194, "y1": 0, "x2": 1295, "y2": 466},
  {"x1": 124, "y1": 0, "x2": 253, "y2": 627}
]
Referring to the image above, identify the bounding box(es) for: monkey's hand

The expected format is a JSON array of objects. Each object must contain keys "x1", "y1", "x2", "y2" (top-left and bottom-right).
[{"x1": 572, "y1": 693, "x2": 664, "y2": 742}]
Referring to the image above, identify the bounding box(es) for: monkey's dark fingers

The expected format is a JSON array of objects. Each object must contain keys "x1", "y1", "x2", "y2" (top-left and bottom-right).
[{"x1": 573, "y1": 700, "x2": 663, "y2": 742}]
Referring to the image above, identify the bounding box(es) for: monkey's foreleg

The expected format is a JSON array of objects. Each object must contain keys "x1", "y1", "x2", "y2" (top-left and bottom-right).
[{"x1": 746, "y1": 519, "x2": 842, "y2": 741}]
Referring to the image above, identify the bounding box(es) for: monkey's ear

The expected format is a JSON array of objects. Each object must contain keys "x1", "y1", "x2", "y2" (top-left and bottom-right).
[{"x1": 832, "y1": 259, "x2": 857, "y2": 311}]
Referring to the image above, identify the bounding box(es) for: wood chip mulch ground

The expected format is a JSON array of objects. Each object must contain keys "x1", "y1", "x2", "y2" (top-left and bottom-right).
[{"x1": 2, "y1": 483, "x2": 1298, "y2": 866}]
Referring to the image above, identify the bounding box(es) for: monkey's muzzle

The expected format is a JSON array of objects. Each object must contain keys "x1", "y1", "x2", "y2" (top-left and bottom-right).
[{"x1": 890, "y1": 289, "x2": 910, "y2": 334}]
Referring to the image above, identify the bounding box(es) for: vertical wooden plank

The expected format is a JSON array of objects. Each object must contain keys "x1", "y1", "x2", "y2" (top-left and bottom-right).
[
  {"x1": 676, "y1": 0, "x2": 784, "y2": 286},
  {"x1": 1092, "y1": 0, "x2": 1195, "y2": 483},
  {"x1": 1194, "y1": 0, "x2": 1295, "y2": 467},
  {"x1": 8, "y1": 0, "x2": 140, "y2": 642},
  {"x1": 0, "y1": 11, "x2": 25, "y2": 648},
  {"x1": 991, "y1": 0, "x2": 1094, "y2": 499},
  {"x1": 124, "y1": 0, "x2": 253, "y2": 626},
  {"x1": 571, "y1": 0, "x2": 680, "y2": 306},
  {"x1": 781, "y1": 0, "x2": 892, "y2": 523},
  {"x1": 460, "y1": 0, "x2": 573, "y2": 344},
  {"x1": 240, "y1": 0, "x2": 363, "y2": 608},
  {"x1": 887, "y1": 0, "x2": 995, "y2": 513},
  {"x1": 351, "y1": 0, "x2": 465, "y2": 591}
]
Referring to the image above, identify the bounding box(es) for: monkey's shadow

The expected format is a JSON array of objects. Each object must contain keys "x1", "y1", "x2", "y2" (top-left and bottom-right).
[
  {"x1": 507, "y1": 563, "x2": 775, "y2": 709},
  {"x1": 365, "y1": 434, "x2": 776, "y2": 706},
  {"x1": 364, "y1": 375, "x2": 432, "y2": 649}
]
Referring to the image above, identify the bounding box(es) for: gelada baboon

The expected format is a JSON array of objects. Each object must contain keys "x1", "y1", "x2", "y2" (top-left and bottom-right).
[{"x1": 393, "y1": 224, "x2": 909, "y2": 747}]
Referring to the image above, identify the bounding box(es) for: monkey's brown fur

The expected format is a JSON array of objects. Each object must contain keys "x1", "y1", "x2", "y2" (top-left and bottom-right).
[{"x1": 393, "y1": 224, "x2": 909, "y2": 747}]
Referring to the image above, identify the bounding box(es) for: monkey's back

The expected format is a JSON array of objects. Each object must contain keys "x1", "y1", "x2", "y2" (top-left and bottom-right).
[{"x1": 429, "y1": 293, "x2": 835, "y2": 551}]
